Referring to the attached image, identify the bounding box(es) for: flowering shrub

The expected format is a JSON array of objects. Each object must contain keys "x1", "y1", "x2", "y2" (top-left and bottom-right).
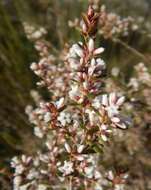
[{"x1": 11, "y1": 5, "x2": 131, "y2": 190}]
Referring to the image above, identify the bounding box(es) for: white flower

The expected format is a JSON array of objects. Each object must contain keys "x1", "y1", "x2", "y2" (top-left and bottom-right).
[
  {"x1": 94, "y1": 171, "x2": 102, "y2": 179},
  {"x1": 100, "y1": 124, "x2": 112, "y2": 141},
  {"x1": 68, "y1": 57, "x2": 80, "y2": 70},
  {"x1": 128, "y1": 77, "x2": 139, "y2": 91},
  {"x1": 34, "y1": 127, "x2": 44, "y2": 138},
  {"x1": 27, "y1": 168, "x2": 39, "y2": 180},
  {"x1": 33, "y1": 157, "x2": 40, "y2": 167},
  {"x1": 32, "y1": 31, "x2": 42, "y2": 39},
  {"x1": 11, "y1": 157, "x2": 20, "y2": 167},
  {"x1": 111, "y1": 67, "x2": 120, "y2": 77},
  {"x1": 58, "y1": 111, "x2": 71, "y2": 126},
  {"x1": 30, "y1": 62, "x2": 38, "y2": 71},
  {"x1": 55, "y1": 97, "x2": 65, "y2": 109},
  {"x1": 101, "y1": 93, "x2": 125, "y2": 118},
  {"x1": 100, "y1": 93, "x2": 128, "y2": 129},
  {"x1": 25, "y1": 105, "x2": 33, "y2": 115},
  {"x1": 58, "y1": 161, "x2": 74, "y2": 176},
  {"x1": 84, "y1": 166, "x2": 94, "y2": 178},
  {"x1": 68, "y1": 43, "x2": 84, "y2": 58},
  {"x1": 85, "y1": 109, "x2": 98, "y2": 126},
  {"x1": 107, "y1": 170, "x2": 114, "y2": 180},
  {"x1": 96, "y1": 58, "x2": 106, "y2": 68},
  {"x1": 69, "y1": 85, "x2": 84, "y2": 103},
  {"x1": 92, "y1": 96, "x2": 102, "y2": 109},
  {"x1": 39, "y1": 27, "x2": 47, "y2": 35},
  {"x1": 44, "y1": 112, "x2": 51, "y2": 123},
  {"x1": 88, "y1": 58, "x2": 106, "y2": 76}
]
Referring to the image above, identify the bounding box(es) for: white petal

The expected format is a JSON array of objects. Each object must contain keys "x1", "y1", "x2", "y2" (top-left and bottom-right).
[
  {"x1": 108, "y1": 170, "x2": 114, "y2": 180},
  {"x1": 77, "y1": 145, "x2": 85, "y2": 153},
  {"x1": 30, "y1": 62, "x2": 38, "y2": 70},
  {"x1": 117, "y1": 122, "x2": 127, "y2": 129},
  {"x1": 111, "y1": 117, "x2": 120, "y2": 123},
  {"x1": 44, "y1": 112, "x2": 51, "y2": 123},
  {"x1": 56, "y1": 97, "x2": 64, "y2": 108},
  {"x1": 82, "y1": 22, "x2": 87, "y2": 33},
  {"x1": 94, "y1": 47, "x2": 104, "y2": 55},
  {"x1": 102, "y1": 94, "x2": 108, "y2": 106},
  {"x1": 109, "y1": 92, "x2": 116, "y2": 105},
  {"x1": 64, "y1": 143, "x2": 71, "y2": 153},
  {"x1": 116, "y1": 96, "x2": 125, "y2": 107},
  {"x1": 75, "y1": 155, "x2": 84, "y2": 161},
  {"x1": 94, "y1": 171, "x2": 102, "y2": 179},
  {"x1": 73, "y1": 44, "x2": 83, "y2": 57},
  {"x1": 101, "y1": 134, "x2": 108, "y2": 141},
  {"x1": 88, "y1": 60, "x2": 96, "y2": 76},
  {"x1": 101, "y1": 124, "x2": 107, "y2": 130}
]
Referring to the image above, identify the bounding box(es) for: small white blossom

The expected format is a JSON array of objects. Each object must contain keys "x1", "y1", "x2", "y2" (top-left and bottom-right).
[
  {"x1": 128, "y1": 77, "x2": 139, "y2": 91},
  {"x1": 84, "y1": 166, "x2": 94, "y2": 178},
  {"x1": 55, "y1": 97, "x2": 65, "y2": 109},
  {"x1": 86, "y1": 109, "x2": 98, "y2": 126},
  {"x1": 92, "y1": 96, "x2": 102, "y2": 109},
  {"x1": 69, "y1": 85, "x2": 84, "y2": 103},
  {"x1": 58, "y1": 161, "x2": 74, "y2": 176},
  {"x1": 68, "y1": 43, "x2": 84, "y2": 58},
  {"x1": 111, "y1": 67, "x2": 120, "y2": 77},
  {"x1": 100, "y1": 124, "x2": 112, "y2": 141},
  {"x1": 30, "y1": 62, "x2": 38, "y2": 71},
  {"x1": 101, "y1": 93, "x2": 125, "y2": 118},
  {"x1": 58, "y1": 111, "x2": 71, "y2": 126},
  {"x1": 15, "y1": 164, "x2": 25, "y2": 175},
  {"x1": 44, "y1": 112, "x2": 51, "y2": 123},
  {"x1": 27, "y1": 168, "x2": 39, "y2": 180},
  {"x1": 34, "y1": 127, "x2": 44, "y2": 138}
]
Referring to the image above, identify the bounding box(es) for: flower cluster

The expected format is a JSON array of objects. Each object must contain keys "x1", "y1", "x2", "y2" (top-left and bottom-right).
[
  {"x1": 98, "y1": 5, "x2": 138, "y2": 39},
  {"x1": 12, "y1": 6, "x2": 130, "y2": 190},
  {"x1": 68, "y1": 4, "x2": 138, "y2": 40},
  {"x1": 23, "y1": 22, "x2": 47, "y2": 41},
  {"x1": 24, "y1": 22, "x2": 69, "y2": 97},
  {"x1": 128, "y1": 62, "x2": 151, "y2": 91}
]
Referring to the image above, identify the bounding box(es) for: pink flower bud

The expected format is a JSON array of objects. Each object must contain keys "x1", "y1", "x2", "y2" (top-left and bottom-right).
[{"x1": 88, "y1": 38, "x2": 94, "y2": 52}]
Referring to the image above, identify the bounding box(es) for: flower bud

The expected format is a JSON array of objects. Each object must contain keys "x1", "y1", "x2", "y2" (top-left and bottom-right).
[{"x1": 88, "y1": 38, "x2": 94, "y2": 52}]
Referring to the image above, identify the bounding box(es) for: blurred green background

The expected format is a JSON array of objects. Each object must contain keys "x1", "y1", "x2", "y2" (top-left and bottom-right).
[{"x1": 0, "y1": 0, "x2": 151, "y2": 189}]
